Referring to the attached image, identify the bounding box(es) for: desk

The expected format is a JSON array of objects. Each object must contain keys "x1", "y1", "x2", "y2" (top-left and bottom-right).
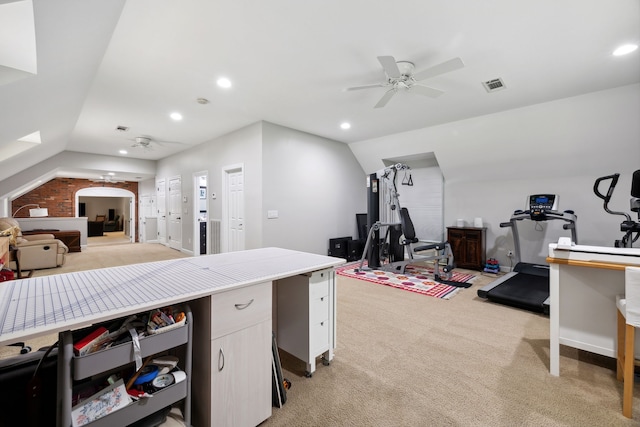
[
  {"x1": 0, "y1": 247, "x2": 344, "y2": 426},
  {"x1": 547, "y1": 243, "x2": 640, "y2": 376}
]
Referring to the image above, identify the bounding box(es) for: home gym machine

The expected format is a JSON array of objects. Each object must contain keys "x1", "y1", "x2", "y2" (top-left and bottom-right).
[
  {"x1": 477, "y1": 194, "x2": 578, "y2": 314},
  {"x1": 593, "y1": 170, "x2": 640, "y2": 248},
  {"x1": 356, "y1": 163, "x2": 460, "y2": 284}
]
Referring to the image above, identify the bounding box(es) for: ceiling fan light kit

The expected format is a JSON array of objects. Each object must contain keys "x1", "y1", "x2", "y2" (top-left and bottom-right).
[{"x1": 347, "y1": 55, "x2": 465, "y2": 108}]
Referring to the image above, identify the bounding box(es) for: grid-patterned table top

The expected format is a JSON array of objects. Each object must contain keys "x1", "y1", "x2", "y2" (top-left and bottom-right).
[{"x1": 0, "y1": 247, "x2": 344, "y2": 345}]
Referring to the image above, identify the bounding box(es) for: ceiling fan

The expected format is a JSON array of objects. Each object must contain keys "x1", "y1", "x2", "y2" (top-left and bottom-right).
[
  {"x1": 347, "y1": 56, "x2": 464, "y2": 108},
  {"x1": 90, "y1": 175, "x2": 125, "y2": 184},
  {"x1": 130, "y1": 136, "x2": 183, "y2": 150}
]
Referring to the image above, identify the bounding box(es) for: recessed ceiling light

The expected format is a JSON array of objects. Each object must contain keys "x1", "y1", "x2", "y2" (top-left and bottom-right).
[
  {"x1": 217, "y1": 77, "x2": 232, "y2": 88},
  {"x1": 613, "y1": 44, "x2": 638, "y2": 56},
  {"x1": 119, "y1": 150, "x2": 128, "y2": 155},
  {"x1": 340, "y1": 122, "x2": 351, "y2": 130},
  {"x1": 170, "y1": 112, "x2": 183, "y2": 121}
]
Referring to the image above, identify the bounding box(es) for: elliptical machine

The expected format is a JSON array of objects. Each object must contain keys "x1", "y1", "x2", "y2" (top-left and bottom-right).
[{"x1": 593, "y1": 170, "x2": 640, "y2": 248}]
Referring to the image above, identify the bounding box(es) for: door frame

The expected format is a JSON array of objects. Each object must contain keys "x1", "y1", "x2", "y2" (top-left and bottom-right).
[{"x1": 75, "y1": 187, "x2": 135, "y2": 244}]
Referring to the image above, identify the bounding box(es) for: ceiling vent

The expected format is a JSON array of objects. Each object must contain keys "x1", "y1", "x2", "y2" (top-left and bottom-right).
[{"x1": 482, "y1": 78, "x2": 506, "y2": 93}]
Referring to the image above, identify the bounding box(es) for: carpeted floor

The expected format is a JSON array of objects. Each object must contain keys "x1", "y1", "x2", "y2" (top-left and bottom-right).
[{"x1": 3, "y1": 245, "x2": 640, "y2": 426}]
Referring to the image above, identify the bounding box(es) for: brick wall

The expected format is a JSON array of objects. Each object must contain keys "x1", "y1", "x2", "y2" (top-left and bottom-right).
[{"x1": 11, "y1": 178, "x2": 140, "y2": 241}]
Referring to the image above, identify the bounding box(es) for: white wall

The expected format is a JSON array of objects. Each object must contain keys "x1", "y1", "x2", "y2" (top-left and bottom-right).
[
  {"x1": 349, "y1": 84, "x2": 640, "y2": 267},
  {"x1": 156, "y1": 122, "x2": 263, "y2": 253},
  {"x1": 261, "y1": 122, "x2": 366, "y2": 255}
]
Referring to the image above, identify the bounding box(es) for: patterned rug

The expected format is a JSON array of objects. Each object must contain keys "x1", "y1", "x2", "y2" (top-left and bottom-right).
[{"x1": 336, "y1": 262, "x2": 476, "y2": 300}]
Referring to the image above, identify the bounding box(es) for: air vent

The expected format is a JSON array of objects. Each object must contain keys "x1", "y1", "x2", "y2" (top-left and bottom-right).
[
  {"x1": 482, "y1": 78, "x2": 506, "y2": 93},
  {"x1": 115, "y1": 125, "x2": 129, "y2": 132}
]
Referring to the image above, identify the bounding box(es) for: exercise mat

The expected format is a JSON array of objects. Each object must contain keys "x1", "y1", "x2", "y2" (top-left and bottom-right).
[{"x1": 336, "y1": 263, "x2": 475, "y2": 300}]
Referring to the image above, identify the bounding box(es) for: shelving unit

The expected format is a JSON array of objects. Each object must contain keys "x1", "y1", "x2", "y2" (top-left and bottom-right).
[
  {"x1": 57, "y1": 306, "x2": 192, "y2": 427},
  {"x1": 275, "y1": 268, "x2": 336, "y2": 377}
]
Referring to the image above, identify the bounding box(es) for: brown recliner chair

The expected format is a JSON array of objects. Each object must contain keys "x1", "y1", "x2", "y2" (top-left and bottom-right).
[{"x1": 0, "y1": 217, "x2": 68, "y2": 271}]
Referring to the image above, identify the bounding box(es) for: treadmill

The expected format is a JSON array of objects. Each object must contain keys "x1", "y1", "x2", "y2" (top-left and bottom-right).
[{"x1": 477, "y1": 194, "x2": 577, "y2": 314}]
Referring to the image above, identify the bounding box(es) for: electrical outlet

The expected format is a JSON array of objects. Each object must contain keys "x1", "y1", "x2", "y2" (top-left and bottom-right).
[{"x1": 507, "y1": 250, "x2": 514, "y2": 257}]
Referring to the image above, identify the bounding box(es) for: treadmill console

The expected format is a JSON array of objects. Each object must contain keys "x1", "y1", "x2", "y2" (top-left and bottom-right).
[{"x1": 527, "y1": 194, "x2": 558, "y2": 221}]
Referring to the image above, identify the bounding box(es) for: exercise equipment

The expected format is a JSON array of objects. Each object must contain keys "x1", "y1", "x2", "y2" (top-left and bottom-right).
[
  {"x1": 357, "y1": 163, "x2": 458, "y2": 283},
  {"x1": 478, "y1": 194, "x2": 578, "y2": 314},
  {"x1": 593, "y1": 170, "x2": 640, "y2": 248}
]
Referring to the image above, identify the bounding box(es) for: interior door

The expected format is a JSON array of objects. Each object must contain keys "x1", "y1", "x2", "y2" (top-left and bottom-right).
[
  {"x1": 168, "y1": 176, "x2": 182, "y2": 250},
  {"x1": 156, "y1": 179, "x2": 166, "y2": 244},
  {"x1": 226, "y1": 168, "x2": 244, "y2": 252}
]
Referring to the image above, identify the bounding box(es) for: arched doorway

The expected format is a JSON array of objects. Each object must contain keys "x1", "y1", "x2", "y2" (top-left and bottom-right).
[{"x1": 76, "y1": 187, "x2": 136, "y2": 244}]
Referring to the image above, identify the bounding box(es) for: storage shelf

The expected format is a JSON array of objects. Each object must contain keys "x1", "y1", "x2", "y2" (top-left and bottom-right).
[
  {"x1": 73, "y1": 322, "x2": 189, "y2": 380},
  {"x1": 83, "y1": 380, "x2": 187, "y2": 427},
  {"x1": 59, "y1": 306, "x2": 192, "y2": 427}
]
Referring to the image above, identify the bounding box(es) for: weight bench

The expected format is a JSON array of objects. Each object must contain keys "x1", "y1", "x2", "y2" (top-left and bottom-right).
[{"x1": 356, "y1": 207, "x2": 455, "y2": 281}]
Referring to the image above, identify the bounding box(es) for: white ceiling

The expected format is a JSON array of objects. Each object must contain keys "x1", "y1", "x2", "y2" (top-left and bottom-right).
[{"x1": 0, "y1": 0, "x2": 638, "y2": 183}]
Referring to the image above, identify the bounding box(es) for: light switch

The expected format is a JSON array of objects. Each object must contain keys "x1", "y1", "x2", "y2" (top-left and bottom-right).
[{"x1": 267, "y1": 210, "x2": 278, "y2": 219}]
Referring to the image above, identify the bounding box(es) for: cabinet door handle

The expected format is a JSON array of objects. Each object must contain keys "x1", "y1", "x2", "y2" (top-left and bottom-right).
[
  {"x1": 218, "y1": 348, "x2": 225, "y2": 371},
  {"x1": 234, "y1": 299, "x2": 254, "y2": 310},
  {"x1": 320, "y1": 297, "x2": 324, "y2": 301}
]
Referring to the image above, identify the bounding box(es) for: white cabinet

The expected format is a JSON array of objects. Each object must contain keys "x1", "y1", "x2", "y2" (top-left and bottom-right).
[
  {"x1": 276, "y1": 268, "x2": 336, "y2": 377},
  {"x1": 192, "y1": 281, "x2": 272, "y2": 427}
]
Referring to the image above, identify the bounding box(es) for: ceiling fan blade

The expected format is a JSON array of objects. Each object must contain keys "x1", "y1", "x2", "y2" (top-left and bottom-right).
[
  {"x1": 346, "y1": 83, "x2": 385, "y2": 91},
  {"x1": 377, "y1": 56, "x2": 401, "y2": 78},
  {"x1": 410, "y1": 84, "x2": 445, "y2": 98},
  {"x1": 374, "y1": 89, "x2": 397, "y2": 108},
  {"x1": 413, "y1": 57, "x2": 464, "y2": 81}
]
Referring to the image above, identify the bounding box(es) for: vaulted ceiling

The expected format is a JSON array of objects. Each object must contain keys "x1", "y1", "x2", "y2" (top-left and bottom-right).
[{"x1": 0, "y1": 0, "x2": 638, "y2": 184}]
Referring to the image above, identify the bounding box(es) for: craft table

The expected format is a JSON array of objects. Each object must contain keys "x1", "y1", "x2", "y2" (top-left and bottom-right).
[
  {"x1": 0, "y1": 247, "x2": 345, "y2": 426},
  {"x1": 547, "y1": 243, "x2": 640, "y2": 376}
]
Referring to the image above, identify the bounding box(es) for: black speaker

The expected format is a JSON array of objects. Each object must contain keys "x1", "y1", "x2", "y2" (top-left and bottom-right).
[
  {"x1": 328, "y1": 236, "x2": 351, "y2": 259},
  {"x1": 79, "y1": 202, "x2": 86, "y2": 217},
  {"x1": 108, "y1": 208, "x2": 116, "y2": 221}
]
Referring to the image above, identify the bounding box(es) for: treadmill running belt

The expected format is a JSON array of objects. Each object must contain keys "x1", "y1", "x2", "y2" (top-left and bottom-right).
[{"x1": 486, "y1": 273, "x2": 548, "y2": 313}]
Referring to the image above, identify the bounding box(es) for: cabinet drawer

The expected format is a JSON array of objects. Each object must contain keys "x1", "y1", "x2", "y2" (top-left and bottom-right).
[
  {"x1": 211, "y1": 281, "x2": 271, "y2": 338},
  {"x1": 310, "y1": 319, "x2": 329, "y2": 355},
  {"x1": 310, "y1": 294, "x2": 329, "y2": 324},
  {"x1": 309, "y1": 271, "x2": 330, "y2": 299}
]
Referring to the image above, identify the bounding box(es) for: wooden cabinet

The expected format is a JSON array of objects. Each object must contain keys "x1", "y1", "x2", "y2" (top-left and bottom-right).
[
  {"x1": 275, "y1": 268, "x2": 335, "y2": 377},
  {"x1": 447, "y1": 227, "x2": 486, "y2": 270},
  {"x1": 191, "y1": 281, "x2": 272, "y2": 427}
]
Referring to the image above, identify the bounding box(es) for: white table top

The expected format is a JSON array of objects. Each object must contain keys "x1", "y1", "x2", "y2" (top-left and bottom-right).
[
  {"x1": 548, "y1": 243, "x2": 640, "y2": 265},
  {"x1": 0, "y1": 247, "x2": 345, "y2": 346}
]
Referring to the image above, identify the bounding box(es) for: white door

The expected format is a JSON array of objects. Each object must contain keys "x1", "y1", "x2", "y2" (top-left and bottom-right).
[
  {"x1": 225, "y1": 167, "x2": 244, "y2": 252},
  {"x1": 168, "y1": 176, "x2": 182, "y2": 250},
  {"x1": 140, "y1": 195, "x2": 157, "y2": 243},
  {"x1": 157, "y1": 179, "x2": 167, "y2": 244}
]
